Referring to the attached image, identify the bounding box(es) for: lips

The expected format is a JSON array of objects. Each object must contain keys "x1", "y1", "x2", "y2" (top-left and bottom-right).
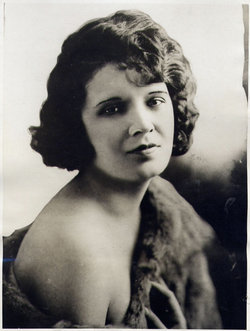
[{"x1": 127, "y1": 143, "x2": 159, "y2": 154}]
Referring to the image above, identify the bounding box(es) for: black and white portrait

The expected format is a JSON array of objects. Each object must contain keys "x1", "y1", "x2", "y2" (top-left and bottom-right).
[{"x1": 2, "y1": 1, "x2": 248, "y2": 329}]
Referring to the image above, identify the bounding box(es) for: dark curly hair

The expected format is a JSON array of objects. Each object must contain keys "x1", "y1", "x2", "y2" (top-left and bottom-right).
[{"x1": 30, "y1": 10, "x2": 199, "y2": 171}]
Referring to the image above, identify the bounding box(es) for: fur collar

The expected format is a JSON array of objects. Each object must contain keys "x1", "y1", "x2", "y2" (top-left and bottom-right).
[{"x1": 124, "y1": 176, "x2": 215, "y2": 328}]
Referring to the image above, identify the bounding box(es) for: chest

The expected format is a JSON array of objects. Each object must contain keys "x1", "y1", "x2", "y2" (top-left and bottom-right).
[
  {"x1": 105, "y1": 262, "x2": 132, "y2": 324},
  {"x1": 77, "y1": 232, "x2": 134, "y2": 325},
  {"x1": 90, "y1": 234, "x2": 134, "y2": 322},
  {"x1": 71, "y1": 248, "x2": 133, "y2": 326}
]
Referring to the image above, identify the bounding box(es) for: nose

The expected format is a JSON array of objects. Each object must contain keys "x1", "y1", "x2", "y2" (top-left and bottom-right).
[{"x1": 128, "y1": 104, "x2": 154, "y2": 137}]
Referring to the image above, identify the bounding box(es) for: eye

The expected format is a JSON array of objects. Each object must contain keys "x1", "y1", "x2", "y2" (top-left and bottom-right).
[
  {"x1": 98, "y1": 103, "x2": 125, "y2": 116},
  {"x1": 147, "y1": 97, "x2": 166, "y2": 108}
]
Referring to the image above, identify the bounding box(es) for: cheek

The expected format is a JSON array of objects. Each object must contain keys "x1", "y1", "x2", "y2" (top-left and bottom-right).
[
  {"x1": 82, "y1": 118, "x2": 124, "y2": 154},
  {"x1": 81, "y1": 117, "x2": 101, "y2": 152},
  {"x1": 158, "y1": 107, "x2": 174, "y2": 140}
]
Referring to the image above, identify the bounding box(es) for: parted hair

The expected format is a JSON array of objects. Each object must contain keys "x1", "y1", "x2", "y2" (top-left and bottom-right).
[{"x1": 30, "y1": 10, "x2": 199, "y2": 171}]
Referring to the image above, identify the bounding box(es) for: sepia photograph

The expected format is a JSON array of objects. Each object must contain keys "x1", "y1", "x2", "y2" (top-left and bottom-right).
[{"x1": 1, "y1": 1, "x2": 248, "y2": 329}]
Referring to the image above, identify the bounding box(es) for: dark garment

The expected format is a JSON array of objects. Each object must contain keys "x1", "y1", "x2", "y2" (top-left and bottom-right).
[{"x1": 3, "y1": 176, "x2": 222, "y2": 328}]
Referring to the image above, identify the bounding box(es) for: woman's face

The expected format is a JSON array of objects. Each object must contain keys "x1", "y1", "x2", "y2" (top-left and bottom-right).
[{"x1": 82, "y1": 64, "x2": 174, "y2": 183}]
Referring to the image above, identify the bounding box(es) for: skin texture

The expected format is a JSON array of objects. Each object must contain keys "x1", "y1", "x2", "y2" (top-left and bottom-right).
[{"x1": 14, "y1": 65, "x2": 174, "y2": 327}]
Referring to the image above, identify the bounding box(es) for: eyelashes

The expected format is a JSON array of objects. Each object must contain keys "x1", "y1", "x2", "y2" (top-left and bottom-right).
[
  {"x1": 98, "y1": 102, "x2": 126, "y2": 116},
  {"x1": 147, "y1": 97, "x2": 166, "y2": 107},
  {"x1": 98, "y1": 97, "x2": 167, "y2": 117}
]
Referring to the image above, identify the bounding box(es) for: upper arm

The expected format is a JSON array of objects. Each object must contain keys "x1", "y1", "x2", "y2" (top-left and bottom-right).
[{"x1": 14, "y1": 221, "x2": 111, "y2": 327}]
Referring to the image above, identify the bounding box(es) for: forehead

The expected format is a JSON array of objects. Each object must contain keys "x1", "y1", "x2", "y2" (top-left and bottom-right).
[{"x1": 85, "y1": 64, "x2": 167, "y2": 104}]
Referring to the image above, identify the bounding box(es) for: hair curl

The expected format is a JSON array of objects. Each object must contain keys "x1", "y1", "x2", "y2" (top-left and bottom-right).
[{"x1": 30, "y1": 10, "x2": 199, "y2": 171}]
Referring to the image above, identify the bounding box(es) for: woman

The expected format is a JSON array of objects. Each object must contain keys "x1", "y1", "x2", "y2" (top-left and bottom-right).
[{"x1": 3, "y1": 10, "x2": 222, "y2": 328}]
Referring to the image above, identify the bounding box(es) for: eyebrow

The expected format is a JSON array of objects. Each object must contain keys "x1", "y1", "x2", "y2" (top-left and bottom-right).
[
  {"x1": 95, "y1": 91, "x2": 168, "y2": 107},
  {"x1": 96, "y1": 97, "x2": 122, "y2": 107},
  {"x1": 148, "y1": 90, "x2": 169, "y2": 95}
]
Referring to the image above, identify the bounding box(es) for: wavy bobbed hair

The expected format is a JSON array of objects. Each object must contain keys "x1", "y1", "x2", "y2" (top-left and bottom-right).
[{"x1": 30, "y1": 10, "x2": 199, "y2": 171}]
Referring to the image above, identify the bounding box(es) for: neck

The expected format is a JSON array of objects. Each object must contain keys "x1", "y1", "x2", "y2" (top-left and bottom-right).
[{"x1": 75, "y1": 166, "x2": 152, "y2": 218}]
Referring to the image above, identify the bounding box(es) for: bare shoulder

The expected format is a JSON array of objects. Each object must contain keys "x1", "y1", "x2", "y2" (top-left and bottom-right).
[
  {"x1": 14, "y1": 185, "x2": 110, "y2": 326},
  {"x1": 15, "y1": 177, "x2": 104, "y2": 254}
]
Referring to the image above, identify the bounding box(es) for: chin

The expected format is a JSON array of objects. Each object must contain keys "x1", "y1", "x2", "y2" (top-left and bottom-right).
[{"x1": 128, "y1": 160, "x2": 169, "y2": 183}]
